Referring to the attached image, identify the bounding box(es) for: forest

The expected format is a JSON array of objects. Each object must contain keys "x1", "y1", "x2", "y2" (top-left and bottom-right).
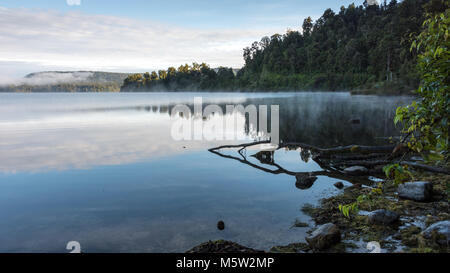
[{"x1": 121, "y1": 0, "x2": 447, "y2": 93}]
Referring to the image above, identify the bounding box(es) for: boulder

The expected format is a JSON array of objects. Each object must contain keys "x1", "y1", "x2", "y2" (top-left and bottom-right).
[
  {"x1": 349, "y1": 118, "x2": 361, "y2": 124},
  {"x1": 305, "y1": 223, "x2": 341, "y2": 250},
  {"x1": 295, "y1": 174, "x2": 317, "y2": 190},
  {"x1": 398, "y1": 181, "x2": 433, "y2": 202},
  {"x1": 343, "y1": 166, "x2": 368, "y2": 176},
  {"x1": 421, "y1": 220, "x2": 450, "y2": 246},
  {"x1": 367, "y1": 209, "x2": 399, "y2": 225},
  {"x1": 334, "y1": 182, "x2": 344, "y2": 189}
]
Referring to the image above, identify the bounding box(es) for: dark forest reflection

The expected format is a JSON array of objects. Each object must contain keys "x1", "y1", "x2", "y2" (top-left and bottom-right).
[{"x1": 93, "y1": 93, "x2": 411, "y2": 147}]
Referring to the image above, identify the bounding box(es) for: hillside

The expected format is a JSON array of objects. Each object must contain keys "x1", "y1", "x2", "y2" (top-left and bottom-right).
[{"x1": 0, "y1": 71, "x2": 133, "y2": 92}]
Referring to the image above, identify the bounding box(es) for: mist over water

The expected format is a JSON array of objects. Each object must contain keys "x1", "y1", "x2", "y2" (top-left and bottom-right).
[{"x1": 0, "y1": 92, "x2": 412, "y2": 252}]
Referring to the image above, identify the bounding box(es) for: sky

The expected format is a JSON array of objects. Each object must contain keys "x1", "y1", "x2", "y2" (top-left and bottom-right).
[{"x1": 0, "y1": 0, "x2": 368, "y2": 80}]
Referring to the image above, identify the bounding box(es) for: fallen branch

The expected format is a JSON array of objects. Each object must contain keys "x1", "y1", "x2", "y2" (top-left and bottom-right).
[
  {"x1": 400, "y1": 161, "x2": 450, "y2": 175},
  {"x1": 208, "y1": 141, "x2": 450, "y2": 178},
  {"x1": 208, "y1": 140, "x2": 271, "y2": 152},
  {"x1": 278, "y1": 142, "x2": 396, "y2": 155}
]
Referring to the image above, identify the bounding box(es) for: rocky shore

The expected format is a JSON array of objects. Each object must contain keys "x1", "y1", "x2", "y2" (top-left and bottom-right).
[{"x1": 188, "y1": 171, "x2": 449, "y2": 253}]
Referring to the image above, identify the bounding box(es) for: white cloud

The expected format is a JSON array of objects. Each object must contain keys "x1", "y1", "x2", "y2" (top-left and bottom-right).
[
  {"x1": 66, "y1": 0, "x2": 81, "y2": 6},
  {"x1": 0, "y1": 7, "x2": 282, "y2": 75}
]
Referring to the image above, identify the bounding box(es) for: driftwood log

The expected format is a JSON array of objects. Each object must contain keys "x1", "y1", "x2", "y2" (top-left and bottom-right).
[{"x1": 209, "y1": 140, "x2": 450, "y2": 177}]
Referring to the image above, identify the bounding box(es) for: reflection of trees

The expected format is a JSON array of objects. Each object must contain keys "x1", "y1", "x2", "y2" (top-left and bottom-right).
[
  {"x1": 208, "y1": 140, "x2": 372, "y2": 187},
  {"x1": 243, "y1": 95, "x2": 408, "y2": 147},
  {"x1": 86, "y1": 94, "x2": 409, "y2": 148}
]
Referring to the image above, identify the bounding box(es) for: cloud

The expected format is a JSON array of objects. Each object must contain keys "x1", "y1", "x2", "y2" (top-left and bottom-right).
[
  {"x1": 0, "y1": 7, "x2": 281, "y2": 75},
  {"x1": 66, "y1": 0, "x2": 81, "y2": 6}
]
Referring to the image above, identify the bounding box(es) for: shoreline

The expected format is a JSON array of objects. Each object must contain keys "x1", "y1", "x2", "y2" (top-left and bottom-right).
[{"x1": 188, "y1": 170, "x2": 449, "y2": 253}]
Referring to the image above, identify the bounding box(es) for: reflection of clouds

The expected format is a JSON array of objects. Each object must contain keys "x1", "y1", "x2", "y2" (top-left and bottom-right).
[
  {"x1": 0, "y1": 109, "x2": 250, "y2": 173},
  {"x1": 0, "y1": 93, "x2": 288, "y2": 173}
]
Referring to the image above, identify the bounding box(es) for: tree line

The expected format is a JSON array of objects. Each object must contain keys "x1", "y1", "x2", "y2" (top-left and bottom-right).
[
  {"x1": 121, "y1": 63, "x2": 236, "y2": 91},
  {"x1": 121, "y1": 0, "x2": 447, "y2": 93}
]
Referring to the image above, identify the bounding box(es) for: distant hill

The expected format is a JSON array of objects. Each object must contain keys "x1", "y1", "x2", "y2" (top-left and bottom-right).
[
  {"x1": 24, "y1": 71, "x2": 132, "y2": 84},
  {"x1": 0, "y1": 71, "x2": 134, "y2": 92}
]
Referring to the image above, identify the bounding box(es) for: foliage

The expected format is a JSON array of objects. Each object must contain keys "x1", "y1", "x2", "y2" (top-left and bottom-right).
[
  {"x1": 238, "y1": 0, "x2": 437, "y2": 91},
  {"x1": 394, "y1": 6, "x2": 450, "y2": 162},
  {"x1": 121, "y1": 63, "x2": 237, "y2": 91},
  {"x1": 339, "y1": 202, "x2": 359, "y2": 219},
  {"x1": 383, "y1": 163, "x2": 414, "y2": 186},
  {"x1": 339, "y1": 184, "x2": 383, "y2": 218}
]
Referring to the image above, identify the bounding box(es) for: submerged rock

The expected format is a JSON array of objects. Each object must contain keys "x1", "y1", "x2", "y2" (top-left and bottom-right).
[
  {"x1": 270, "y1": 243, "x2": 311, "y2": 253},
  {"x1": 295, "y1": 174, "x2": 317, "y2": 190},
  {"x1": 292, "y1": 219, "x2": 309, "y2": 228},
  {"x1": 217, "y1": 221, "x2": 225, "y2": 231},
  {"x1": 349, "y1": 118, "x2": 361, "y2": 124},
  {"x1": 334, "y1": 182, "x2": 344, "y2": 189},
  {"x1": 343, "y1": 166, "x2": 368, "y2": 176},
  {"x1": 421, "y1": 220, "x2": 450, "y2": 246},
  {"x1": 398, "y1": 181, "x2": 433, "y2": 202},
  {"x1": 367, "y1": 209, "x2": 399, "y2": 225},
  {"x1": 305, "y1": 223, "x2": 341, "y2": 250}
]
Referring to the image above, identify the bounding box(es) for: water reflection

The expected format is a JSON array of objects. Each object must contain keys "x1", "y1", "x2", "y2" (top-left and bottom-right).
[
  {"x1": 0, "y1": 92, "x2": 411, "y2": 173},
  {"x1": 0, "y1": 92, "x2": 412, "y2": 252}
]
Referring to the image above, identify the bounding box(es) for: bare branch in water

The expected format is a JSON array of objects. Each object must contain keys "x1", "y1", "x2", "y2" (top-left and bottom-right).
[{"x1": 209, "y1": 140, "x2": 450, "y2": 178}]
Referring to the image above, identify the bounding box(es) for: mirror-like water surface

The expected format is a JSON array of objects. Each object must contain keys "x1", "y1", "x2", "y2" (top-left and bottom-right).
[{"x1": 0, "y1": 92, "x2": 412, "y2": 252}]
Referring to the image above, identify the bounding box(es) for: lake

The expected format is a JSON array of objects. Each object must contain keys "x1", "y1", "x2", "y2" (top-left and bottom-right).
[{"x1": 0, "y1": 92, "x2": 413, "y2": 252}]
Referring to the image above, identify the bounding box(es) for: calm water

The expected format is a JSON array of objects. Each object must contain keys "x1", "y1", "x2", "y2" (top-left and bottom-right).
[{"x1": 0, "y1": 92, "x2": 412, "y2": 252}]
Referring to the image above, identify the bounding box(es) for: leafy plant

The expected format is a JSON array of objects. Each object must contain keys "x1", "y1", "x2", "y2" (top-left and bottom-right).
[
  {"x1": 394, "y1": 9, "x2": 450, "y2": 162},
  {"x1": 339, "y1": 186, "x2": 383, "y2": 219},
  {"x1": 382, "y1": 163, "x2": 414, "y2": 186},
  {"x1": 339, "y1": 203, "x2": 359, "y2": 219}
]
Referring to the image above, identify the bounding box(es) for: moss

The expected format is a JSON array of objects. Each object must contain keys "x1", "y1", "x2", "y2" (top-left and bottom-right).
[
  {"x1": 350, "y1": 145, "x2": 360, "y2": 153},
  {"x1": 400, "y1": 226, "x2": 422, "y2": 247},
  {"x1": 270, "y1": 243, "x2": 310, "y2": 253},
  {"x1": 292, "y1": 219, "x2": 309, "y2": 228}
]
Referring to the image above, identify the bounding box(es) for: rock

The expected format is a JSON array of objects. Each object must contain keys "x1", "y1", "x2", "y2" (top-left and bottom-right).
[
  {"x1": 217, "y1": 221, "x2": 225, "y2": 231},
  {"x1": 367, "y1": 209, "x2": 399, "y2": 225},
  {"x1": 349, "y1": 118, "x2": 361, "y2": 124},
  {"x1": 421, "y1": 220, "x2": 450, "y2": 246},
  {"x1": 295, "y1": 174, "x2": 317, "y2": 190},
  {"x1": 343, "y1": 166, "x2": 368, "y2": 176},
  {"x1": 334, "y1": 182, "x2": 344, "y2": 189},
  {"x1": 293, "y1": 219, "x2": 309, "y2": 228},
  {"x1": 305, "y1": 223, "x2": 341, "y2": 250},
  {"x1": 270, "y1": 243, "x2": 310, "y2": 253},
  {"x1": 187, "y1": 240, "x2": 263, "y2": 253},
  {"x1": 397, "y1": 181, "x2": 433, "y2": 202}
]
